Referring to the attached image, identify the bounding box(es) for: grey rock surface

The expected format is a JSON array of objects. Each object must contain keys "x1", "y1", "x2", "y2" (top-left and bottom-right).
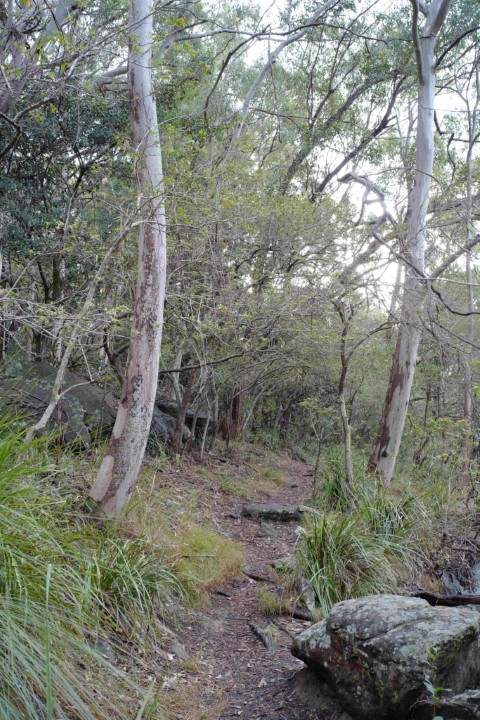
[
  {"x1": 242, "y1": 503, "x2": 302, "y2": 521},
  {"x1": 412, "y1": 689, "x2": 480, "y2": 719},
  {"x1": 292, "y1": 594, "x2": 480, "y2": 720},
  {"x1": 0, "y1": 361, "x2": 178, "y2": 451}
]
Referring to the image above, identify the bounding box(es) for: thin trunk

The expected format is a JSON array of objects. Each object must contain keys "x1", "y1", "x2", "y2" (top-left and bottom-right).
[
  {"x1": 90, "y1": 0, "x2": 167, "y2": 516},
  {"x1": 462, "y1": 62, "x2": 479, "y2": 473},
  {"x1": 24, "y1": 228, "x2": 129, "y2": 441},
  {"x1": 339, "y1": 322, "x2": 354, "y2": 486},
  {"x1": 369, "y1": 0, "x2": 451, "y2": 483},
  {"x1": 230, "y1": 387, "x2": 245, "y2": 440},
  {"x1": 208, "y1": 389, "x2": 220, "y2": 453},
  {"x1": 170, "y1": 370, "x2": 195, "y2": 455},
  {"x1": 52, "y1": 253, "x2": 65, "y2": 363},
  {"x1": 199, "y1": 411, "x2": 210, "y2": 459}
]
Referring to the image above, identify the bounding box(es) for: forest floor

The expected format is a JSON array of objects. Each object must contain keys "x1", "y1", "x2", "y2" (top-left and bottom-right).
[
  {"x1": 122, "y1": 442, "x2": 480, "y2": 720},
  {"x1": 151, "y1": 446, "x2": 337, "y2": 720}
]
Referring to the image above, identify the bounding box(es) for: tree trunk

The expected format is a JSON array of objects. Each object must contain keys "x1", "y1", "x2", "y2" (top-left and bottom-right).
[
  {"x1": 462, "y1": 62, "x2": 478, "y2": 474},
  {"x1": 338, "y1": 314, "x2": 355, "y2": 486},
  {"x1": 90, "y1": 0, "x2": 167, "y2": 516},
  {"x1": 369, "y1": 0, "x2": 451, "y2": 483}
]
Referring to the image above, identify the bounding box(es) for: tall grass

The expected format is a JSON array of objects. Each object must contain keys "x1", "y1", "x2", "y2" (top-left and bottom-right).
[
  {"x1": 0, "y1": 420, "x2": 180, "y2": 718},
  {"x1": 297, "y1": 512, "x2": 404, "y2": 617},
  {"x1": 298, "y1": 446, "x2": 430, "y2": 616}
]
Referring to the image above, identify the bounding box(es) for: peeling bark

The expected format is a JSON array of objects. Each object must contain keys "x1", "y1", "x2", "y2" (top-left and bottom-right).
[
  {"x1": 90, "y1": 0, "x2": 166, "y2": 516},
  {"x1": 369, "y1": 0, "x2": 451, "y2": 484}
]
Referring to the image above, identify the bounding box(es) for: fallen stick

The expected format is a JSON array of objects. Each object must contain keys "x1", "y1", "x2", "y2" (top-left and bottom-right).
[
  {"x1": 290, "y1": 606, "x2": 313, "y2": 621},
  {"x1": 242, "y1": 569, "x2": 275, "y2": 583},
  {"x1": 250, "y1": 623, "x2": 272, "y2": 651},
  {"x1": 272, "y1": 620, "x2": 295, "y2": 639},
  {"x1": 412, "y1": 590, "x2": 480, "y2": 606}
]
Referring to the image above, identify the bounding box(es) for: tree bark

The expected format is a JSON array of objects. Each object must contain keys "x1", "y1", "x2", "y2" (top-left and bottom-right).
[
  {"x1": 339, "y1": 314, "x2": 354, "y2": 486},
  {"x1": 369, "y1": 0, "x2": 451, "y2": 483},
  {"x1": 462, "y1": 61, "x2": 479, "y2": 474},
  {"x1": 90, "y1": 0, "x2": 167, "y2": 516}
]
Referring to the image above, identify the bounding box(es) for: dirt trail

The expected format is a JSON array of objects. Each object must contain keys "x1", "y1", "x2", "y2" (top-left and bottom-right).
[{"x1": 174, "y1": 454, "x2": 326, "y2": 720}]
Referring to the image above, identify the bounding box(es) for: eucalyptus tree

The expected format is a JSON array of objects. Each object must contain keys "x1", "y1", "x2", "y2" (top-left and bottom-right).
[
  {"x1": 88, "y1": 0, "x2": 167, "y2": 515},
  {"x1": 367, "y1": 0, "x2": 480, "y2": 483}
]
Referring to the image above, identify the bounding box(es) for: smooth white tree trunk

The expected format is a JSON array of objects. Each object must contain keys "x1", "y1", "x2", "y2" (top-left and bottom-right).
[
  {"x1": 369, "y1": 0, "x2": 451, "y2": 483},
  {"x1": 462, "y1": 63, "x2": 479, "y2": 471},
  {"x1": 90, "y1": 0, "x2": 167, "y2": 516}
]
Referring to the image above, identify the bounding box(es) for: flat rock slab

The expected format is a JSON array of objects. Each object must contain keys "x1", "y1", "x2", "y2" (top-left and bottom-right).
[
  {"x1": 292, "y1": 594, "x2": 480, "y2": 720},
  {"x1": 241, "y1": 503, "x2": 302, "y2": 521},
  {"x1": 412, "y1": 689, "x2": 480, "y2": 719}
]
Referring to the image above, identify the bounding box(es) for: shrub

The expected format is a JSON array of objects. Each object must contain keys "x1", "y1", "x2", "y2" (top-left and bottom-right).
[
  {"x1": 296, "y1": 512, "x2": 406, "y2": 617},
  {"x1": 0, "y1": 421, "x2": 178, "y2": 718}
]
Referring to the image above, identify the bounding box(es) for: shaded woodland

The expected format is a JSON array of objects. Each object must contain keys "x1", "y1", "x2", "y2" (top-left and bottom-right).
[{"x1": 1, "y1": 0, "x2": 480, "y2": 717}]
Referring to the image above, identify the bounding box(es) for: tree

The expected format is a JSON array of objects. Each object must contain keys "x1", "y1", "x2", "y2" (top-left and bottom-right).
[
  {"x1": 369, "y1": 0, "x2": 452, "y2": 483},
  {"x1": 90, "y1": 0, "x2": 167, "y2": 516}
]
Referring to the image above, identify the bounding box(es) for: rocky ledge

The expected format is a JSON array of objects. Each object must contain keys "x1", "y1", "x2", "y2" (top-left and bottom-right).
[{"x1": 291, "y1": 594, "x2": 480, "y2": 720}]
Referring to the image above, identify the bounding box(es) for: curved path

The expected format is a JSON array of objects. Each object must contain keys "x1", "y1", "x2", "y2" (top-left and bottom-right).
[{"x1": 174, "y1": 453, "x2": 333, "y2": 720}]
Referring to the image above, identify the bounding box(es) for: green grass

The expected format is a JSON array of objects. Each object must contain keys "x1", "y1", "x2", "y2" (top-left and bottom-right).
[
  {"x1": 260, "y1": 467, "x2": 286, "y2": 485},
  {"x1": 257, "y1": 588, "x2": 290, "y2": 616},
  {"x1": 124, "y1": 480, "x2": 244, "y2": 605},
  {"x1": 297, "y1": 449, "x2": 430, "y2": 617},
  {"x1": 0, "y1": 420, "x2": 180, "y2": 718},
  {"x1": 296, "y1": 512, "x2": 405, "y2": 617}
]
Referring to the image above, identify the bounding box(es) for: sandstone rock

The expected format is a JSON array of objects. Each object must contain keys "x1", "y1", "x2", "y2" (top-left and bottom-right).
[
  {"x1": 291, "y1": 594, "x2": 480, "y2": 720},
  {"x1": 0, "y1": 361, "x2": 179, "y2": 451},
  {"x1": 242, "y1": 503, "x2": 302, "y2": 521},
  {"x1": 292, "y1": 668, "x2": 353, "y2": 720},
  {"x1": 412, "y1": 689, "x2": 480, "y2": 719}
]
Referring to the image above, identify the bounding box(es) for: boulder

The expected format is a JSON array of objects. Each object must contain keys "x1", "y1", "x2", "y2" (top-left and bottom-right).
[
  {"x1": 156, "y1": 398, "x2": 209, "y2": 434},
  {"x1": 0, "y1": 361, "x2": 116, "y2": 443},
  {"x1": 0, "y1": 361, "x2": 179, "y2": 451},
  {"x1": 412, "y1": 689, "x2": 480, "y2": 719},
  {"x1": 291, "y1": 594, "x2": 480, "y2": 720}
]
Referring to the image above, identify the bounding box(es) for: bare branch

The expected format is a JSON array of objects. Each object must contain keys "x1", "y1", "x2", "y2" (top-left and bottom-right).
[
  {"x1": 410, "y1": 0, "x2": 425, "y2": 85},
  {"x1": 228, "y1": 0, "x2": 343, "y2": 150}
]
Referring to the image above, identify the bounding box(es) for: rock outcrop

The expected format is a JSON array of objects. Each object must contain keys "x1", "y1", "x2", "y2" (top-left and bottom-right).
[
  {"x1": 0, "y1": 361, "x2": 179, "y2": 450},
  {"x1": 412, "y1": 688, "x2": 480, "y2": 719},
  {"x1": 242, "y1": 503, "x2": 303, "y2": 521},
  {"x1": 291, "y1": 594, "x2": 480, "y2": 720}
]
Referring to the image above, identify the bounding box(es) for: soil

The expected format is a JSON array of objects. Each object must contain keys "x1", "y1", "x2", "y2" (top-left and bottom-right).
[{"x1": 159, "y1": 448, "x2": 338, "y2": 720}]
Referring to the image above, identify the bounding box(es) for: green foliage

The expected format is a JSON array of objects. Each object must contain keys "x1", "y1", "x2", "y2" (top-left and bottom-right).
[
  {"x1": 298, "y1": 449, "x2": 429, "y2": 616},
  {"x1": 124, "y1": 480, "x2": 244, "y2": 606},
  {"x1": 316, "y1": 445, "x2": 366, "y2": 510},
  {"x1": 296, "y1": 511, "x2": 405, "y2": 617},
  {"x1": 357, "y1": 486, "x2": 427, "y2": 542},
  {"x1": 85, "y1": 536, "x2": 180, "y2": 639},
  {"x1": 0, "y1": 420, "x2": 180, "y2": 717},
  {"x1": 257, "y1": 588, "x2": 290, "y2": 616}
]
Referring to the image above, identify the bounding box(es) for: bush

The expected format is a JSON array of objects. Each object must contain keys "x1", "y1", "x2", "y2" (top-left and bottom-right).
[
  {"x1": 357, "y1": 485, "x2": 427, "y2": 542},
  {"x1": 0, "y1": 421, "x2": 179, "y2": 718},
  {"x1": 296, "y1": 512, "x2": 405, "y2": 617}
]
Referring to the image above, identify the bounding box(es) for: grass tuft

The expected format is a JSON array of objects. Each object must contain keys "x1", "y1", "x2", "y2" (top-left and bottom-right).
[
  {"x1": 296, "y1": 510, "x2": 410, "y2": 617},
  {"x1": 0, "y1": 419, "x2": 180, "y2": 718},
  {"x1": 124, "y1": 480, "x2": 244, "y2": 605}
]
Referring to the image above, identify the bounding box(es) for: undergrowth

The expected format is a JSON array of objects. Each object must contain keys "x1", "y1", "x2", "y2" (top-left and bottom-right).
[
  {"x1": 0, "y1": 421, "x2": 180, "y2": 719},
  {"x1": 124, "y1": 475, "x2": 244, "y2": 605},
  {"x1": 296, "y1": 445, "x2": 435, "y2": 617}
]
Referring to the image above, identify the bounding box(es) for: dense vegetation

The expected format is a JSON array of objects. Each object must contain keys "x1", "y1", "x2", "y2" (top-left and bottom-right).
[{"x1": 1, "y1": 0, "x2": 480, "y2": 716}]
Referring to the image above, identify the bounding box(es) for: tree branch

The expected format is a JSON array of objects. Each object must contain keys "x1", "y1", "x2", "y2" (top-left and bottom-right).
[{"x1": 410, "y1": 0, "x2": 425, "y2": 85}]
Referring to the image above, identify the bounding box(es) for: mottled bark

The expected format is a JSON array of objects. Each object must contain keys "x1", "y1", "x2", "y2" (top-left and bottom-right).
[
  {"x1": 89, "y1": 0, "x2": 166, "y2": 515},
  {"x1": 462, "y1": 64, "x2": 479, "y2": 474},
  {"x1": 369, "y1": 0, "x2": 451, "y2": 483}
]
